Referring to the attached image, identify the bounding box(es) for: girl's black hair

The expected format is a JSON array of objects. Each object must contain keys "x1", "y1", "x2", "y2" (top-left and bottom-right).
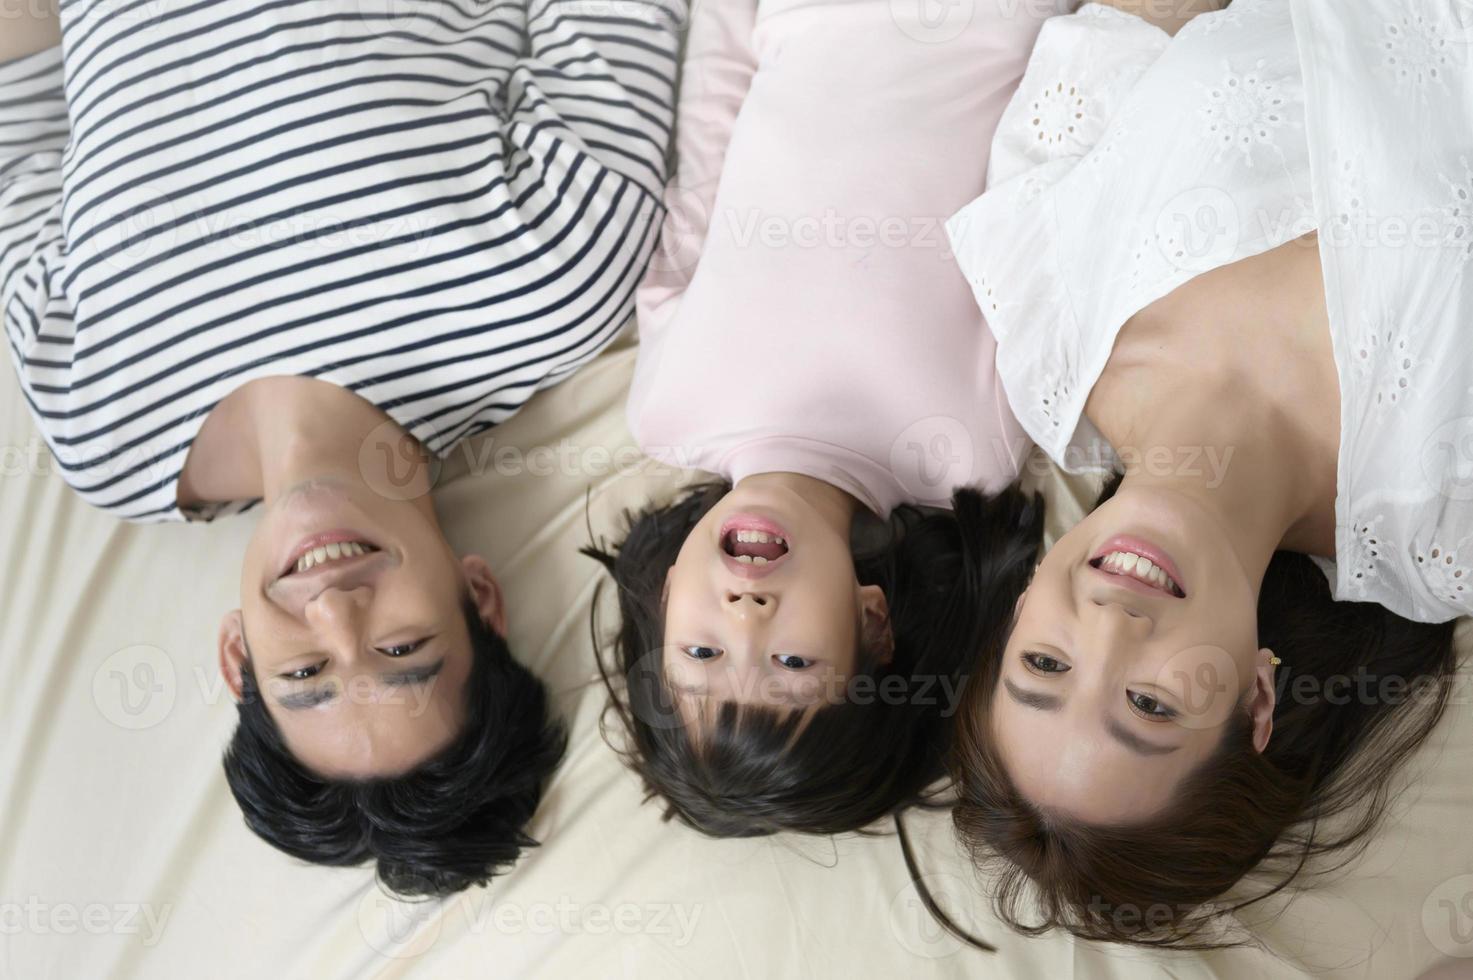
[{"x1": 582, "y1": 480, "x2": 1044, "y2": 838}]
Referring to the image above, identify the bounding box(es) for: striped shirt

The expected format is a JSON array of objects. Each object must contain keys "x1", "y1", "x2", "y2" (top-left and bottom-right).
[{"x1": 1, "y1": 0, "x2": 682, "y2": 522}]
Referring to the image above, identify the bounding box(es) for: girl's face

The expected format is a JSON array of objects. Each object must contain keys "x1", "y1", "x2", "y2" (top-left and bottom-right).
[
  {"x1": 989, "y1": 483, "x2": 1278, "y2": 824},
  {"x1": 661, "y1": 481, "x2": 891, "y2": 712}
]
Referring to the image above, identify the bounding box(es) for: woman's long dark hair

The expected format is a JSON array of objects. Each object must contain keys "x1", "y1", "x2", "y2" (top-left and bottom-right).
[
  {"x1": 935, "y1": 472, "x2": 1461, "y2": 949},
  {"x1": 582, "y1": 480, "x2": 1044, "y2": 838}
]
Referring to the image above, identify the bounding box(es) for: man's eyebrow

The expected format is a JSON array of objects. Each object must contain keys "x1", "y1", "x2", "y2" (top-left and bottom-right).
[
  {"x1": 1004, "y1": 678, "x2": 1062, "y2": 712},
  {"x1": 381, "y1": 658, "x2": 446, "y2": 686},
  {"x1": 1105, "y1": 717, "x2": 1180, "y2": 757},
  {"x1": 274, "y1": 658, "x2": 446, "y2": 710},
  {"x1": 277, "y1": 688, "x2": 337, "y2": 711}
]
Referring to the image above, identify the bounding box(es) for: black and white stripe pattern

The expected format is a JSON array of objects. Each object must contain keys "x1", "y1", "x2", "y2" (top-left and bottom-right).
[{"x1": 1, "y1": 0, "x2": 681, "y2": 522}]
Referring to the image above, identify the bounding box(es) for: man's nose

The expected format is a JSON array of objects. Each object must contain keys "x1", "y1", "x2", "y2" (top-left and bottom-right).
[{"x1": 304, "y1": 586, "x2": 370, "y2": 657}]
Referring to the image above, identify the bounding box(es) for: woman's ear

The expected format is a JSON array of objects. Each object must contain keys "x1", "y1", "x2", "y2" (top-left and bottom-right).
[
  {"x1": 461, "y1": 554, "x2": 507, "y2": 635},
  {"x1": 1249, "y1": 647, "x2": 1279, "y2": 753},
  {"x1": 858, "y1": 584, "x2": 895, "y2": 666},
  {"x1": 218, "y1": 609, "x2": 248, "y2": 702}
]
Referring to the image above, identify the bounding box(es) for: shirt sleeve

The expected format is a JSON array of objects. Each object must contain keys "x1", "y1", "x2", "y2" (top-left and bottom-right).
[
  {"x1": 509, "y1": 0, "x2": 685, "y2": 200},
  {"x1": 985, "y1": 3, "x2": 1171, "y2": 189},
  {"x1": 635, "y1": 0, "x2": 758, "y2": 343},
  {"x1": 0, "y1": 46, "x2": 71, "y2": 357}
]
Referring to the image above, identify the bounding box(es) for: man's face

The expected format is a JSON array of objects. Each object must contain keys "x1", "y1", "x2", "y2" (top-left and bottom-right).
[{"x1": 220, "y1": 477, "x2": 501, "y2": 779}]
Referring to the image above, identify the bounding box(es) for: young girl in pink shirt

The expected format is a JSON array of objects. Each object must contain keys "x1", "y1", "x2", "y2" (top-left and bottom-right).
[{"x1": 584, "y1": 0, "x2": 1058, "y2": 836}]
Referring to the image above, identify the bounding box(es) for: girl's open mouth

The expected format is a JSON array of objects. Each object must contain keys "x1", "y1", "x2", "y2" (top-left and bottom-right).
[{"x1": 719, "y1": 514, "x2": 791, "y2": 567}]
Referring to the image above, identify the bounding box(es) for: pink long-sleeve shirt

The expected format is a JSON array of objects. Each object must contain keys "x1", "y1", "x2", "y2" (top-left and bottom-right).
[{"x1": 629, "y1": 0, "x2": 1056, "y2": 515}]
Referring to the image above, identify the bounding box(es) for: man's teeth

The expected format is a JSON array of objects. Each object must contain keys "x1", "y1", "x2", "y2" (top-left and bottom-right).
[
  {"x1": 1100, "y1": 550, "x2": 1181, "y2": 595},
  {"x1": 295, "y1": 540, "x2": 374, "y2": 573},
  {"x1": 732, "y1": 530, "x2": 784, "y2": 546}
]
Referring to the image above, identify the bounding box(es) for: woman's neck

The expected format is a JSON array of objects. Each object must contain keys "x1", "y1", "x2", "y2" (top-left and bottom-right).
[{"x1": 1084, "y1": 236, "x2": 1341, "y2": 564}]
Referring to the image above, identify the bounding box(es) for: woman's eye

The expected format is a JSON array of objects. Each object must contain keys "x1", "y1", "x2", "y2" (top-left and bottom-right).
[
  {"x1": 683, "y1": 646, "x2": 722, "y2": 661},
  {"x1": 379, "y1": 639, "x2": 428, "y2": 657},
  {"x1": 773, "y1": 654, "x2": 812, "y2": 670},
  {"x1": 1022, "y1": 651, "x2": 1070, "y2": 674},
  {"x1": 1129, "y1": 691, "x2": 1176, "y2": 720}
]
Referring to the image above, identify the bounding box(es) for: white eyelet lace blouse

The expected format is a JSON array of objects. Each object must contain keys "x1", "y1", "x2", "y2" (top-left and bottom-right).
[{"x1": 947, "y1": 0, "x2": 1473, "y2": 623}]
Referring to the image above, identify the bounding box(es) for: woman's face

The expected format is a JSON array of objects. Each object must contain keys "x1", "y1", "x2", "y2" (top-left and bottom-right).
[
  {"x1": 661, "y1": 482, "x2": 891, "y2": 714},
  {"x1": 990, "y1": 482, "x2": 1277, "y2": 824}
]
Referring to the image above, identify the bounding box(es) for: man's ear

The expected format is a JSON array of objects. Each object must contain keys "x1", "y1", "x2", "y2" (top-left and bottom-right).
[
  {"x1": 1249, "y1": 647, "x2": 1279, "y2": 753},
  {"x1": 218, "y1": 609, "x2": 248, "y2": 702},
  {"x1": 858, "y1": 584, "x2": 895, "y2": 667},
  {"x1": 462, "y1": 554, "x2": 507, "y2": 635}
]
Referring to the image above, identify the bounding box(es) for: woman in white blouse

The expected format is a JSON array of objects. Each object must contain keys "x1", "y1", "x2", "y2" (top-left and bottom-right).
[{"x1": 934, "y1": 0, "x2": 1471, "y2": 950}]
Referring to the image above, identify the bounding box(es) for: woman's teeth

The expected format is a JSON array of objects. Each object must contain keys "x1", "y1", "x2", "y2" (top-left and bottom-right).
[
  {"x1": 1099, "y1": 550, "x2": 1184, "y2": 596},
  {"x1": 294, "y1": 541, "x2": 375, "y2": 574}
]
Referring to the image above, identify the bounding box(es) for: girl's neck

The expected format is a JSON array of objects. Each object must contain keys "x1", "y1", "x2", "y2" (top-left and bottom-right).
[{"x1": 733, "y1": 472, "x2": 862, "y2": 529}]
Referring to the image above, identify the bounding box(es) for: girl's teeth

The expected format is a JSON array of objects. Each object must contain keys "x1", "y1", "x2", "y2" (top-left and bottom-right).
[
  {"x1": 733, "y1": 530, "x2": 784, "y2": 545},
  {"x1": 733, "y1": 555, "x2": 770, "y2": 565}
]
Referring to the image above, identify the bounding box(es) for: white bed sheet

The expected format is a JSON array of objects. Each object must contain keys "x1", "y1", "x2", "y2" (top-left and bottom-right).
[{"x1": 2, "y1": 330, "x2": 1471, "y2": 980}]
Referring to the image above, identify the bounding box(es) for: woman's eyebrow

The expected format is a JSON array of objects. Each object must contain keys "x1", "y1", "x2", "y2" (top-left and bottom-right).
[
  {"x1": 1105, "y1": 718, "x2": 1180, "y2": 757},
  {"x1": 1004, "y1": 678, "x2": 1062, "y2": 712}
]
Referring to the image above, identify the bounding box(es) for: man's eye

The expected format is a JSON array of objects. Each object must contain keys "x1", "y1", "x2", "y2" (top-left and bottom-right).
[
  {"x1": 1129, "y1": 691, "x2": 1176, "y2": 720},
  {"x1": 1022, "y1": 651, "x2": 1070, "y2": 674},
  {"x1": 683, "y1": 646, "x2": 722, "y2": 661},
  {"x1": 378, "y1": 639, "x2": 429, "y2": 657},
  {"x1": 773, "y1": 654, "x2": 812, "y2": 670},
  {"x1": 282, "y1": 662, "x2": 323, "y2": 681}
]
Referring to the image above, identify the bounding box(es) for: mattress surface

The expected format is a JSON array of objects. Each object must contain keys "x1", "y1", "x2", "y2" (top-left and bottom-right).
[{"x1": 2, "y1": 331, "x2": 1471, "y2": 979}]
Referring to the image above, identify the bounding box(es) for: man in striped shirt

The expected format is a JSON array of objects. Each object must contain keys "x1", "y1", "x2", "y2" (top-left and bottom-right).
[{"x1": 1, "y1": 0, "x2": 683, "y2": 894}]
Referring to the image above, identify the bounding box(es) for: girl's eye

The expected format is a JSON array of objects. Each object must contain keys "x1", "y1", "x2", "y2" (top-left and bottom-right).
[
  {"x1": 1022, "y1": 651, "x2": 1070, "y2": 674},
  {"x1": 1129, "y1": 691, "x2": 1176, "y2": 721},
  {"x1": 773, "y1": 654, "x2": 812, "y2": 670},
  {"x1": 282, "y1": 662, "x2": 323, "y2": 681},
  {"x1": 378, "y1": 639, "x2": 429, "y2": 657},
  {"x1": 683, "y1": 646, "x2": 722, "y2": 661}
]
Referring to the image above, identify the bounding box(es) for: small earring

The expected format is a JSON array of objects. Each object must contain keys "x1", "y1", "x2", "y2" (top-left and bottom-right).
[{"x1": 1269, "y1": 656, "x2": 1283, "y2": 666}]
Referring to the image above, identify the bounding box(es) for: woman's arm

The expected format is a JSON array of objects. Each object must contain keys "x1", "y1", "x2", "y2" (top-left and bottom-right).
[
  {"x1": 0, "y1": 1, "x2": 61, "y2": 63},
  {"x1": 1087, "y1": 0, "x2": 1227, "y2": 36}
]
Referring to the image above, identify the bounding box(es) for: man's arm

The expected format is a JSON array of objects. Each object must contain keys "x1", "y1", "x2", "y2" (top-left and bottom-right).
[
  {"x1": 0, "y1": 0, "x2": 62, "y2": 63},
  {"x1": 1087, "y1": 0, "x2": 1227, "y2": 36}
]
